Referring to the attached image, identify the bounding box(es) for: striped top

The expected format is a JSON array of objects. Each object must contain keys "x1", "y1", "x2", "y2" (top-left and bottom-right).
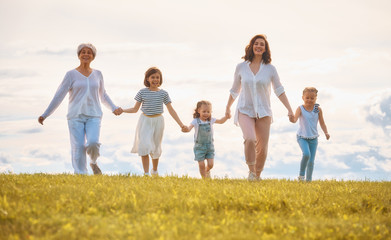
[{"x1": 135, "y1": 88, "x2": 171, "y2": 115}]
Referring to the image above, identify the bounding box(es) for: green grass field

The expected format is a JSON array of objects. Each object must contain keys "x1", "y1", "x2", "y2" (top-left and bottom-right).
[{"x1": 1, "y1": 174, "x2": 390, "y2": 240}]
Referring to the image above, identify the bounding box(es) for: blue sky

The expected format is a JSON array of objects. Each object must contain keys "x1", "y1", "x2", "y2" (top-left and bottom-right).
[{"x1": 1, "y1": 0, "x2": 390, "y2": 180}]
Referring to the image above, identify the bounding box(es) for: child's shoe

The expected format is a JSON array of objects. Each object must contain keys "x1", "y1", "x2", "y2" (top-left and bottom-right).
[
  {"x1": 150, "y1": 169, "x2": 159, "y2": 176},
  {"x1": 247, "y1": 171, "x2": 257, "y2": 181},
  {"x1": 298, "y1": 176, "x2": 305, "y2": 182},
  {"x1": 90, "y1": 163, "x2": 102, "y2": 175}
]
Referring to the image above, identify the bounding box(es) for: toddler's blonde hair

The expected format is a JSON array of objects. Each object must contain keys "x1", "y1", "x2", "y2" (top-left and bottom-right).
[
  {"x1": 303, "y1": 87, "x2": 318, "y2": 95},
  {"x1": 193, "y1": 100, "x2": 212, "y2": 121}
]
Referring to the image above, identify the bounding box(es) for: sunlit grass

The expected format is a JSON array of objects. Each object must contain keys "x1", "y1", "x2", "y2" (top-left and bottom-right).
[{"x1": 1, "y1": 174, "x2": 390, "y2": 239}]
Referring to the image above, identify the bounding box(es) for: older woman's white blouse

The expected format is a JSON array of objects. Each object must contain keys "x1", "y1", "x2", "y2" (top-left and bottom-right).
[
  {"x1": 230, "y1": 61, "x2": 285, "y2": 125},
  {"x1": 41, "y1": 69, "x2": 117, "y2": 120}
]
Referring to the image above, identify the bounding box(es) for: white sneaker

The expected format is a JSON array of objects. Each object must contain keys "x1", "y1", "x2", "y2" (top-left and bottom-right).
[
  {"x1": 247, "y1": 171, "x2": 257, "y2": 181},
  {"x1": 298, "y1": 176, "x2": 305, "y2": 182},
  {"x1": 205, "y1": 171, "x2": 211, "y2": 179},
  {"x1": 144, "y1": 172, "x2": 150, "y2": 177},
  {"x1": 151, "y1": 169, "x2": 159, "y2": 176}
]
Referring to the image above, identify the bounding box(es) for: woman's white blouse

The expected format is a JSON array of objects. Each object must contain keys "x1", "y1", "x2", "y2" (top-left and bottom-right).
[
  {"x1": 41, "y1": 69, "x2": 118, "y2": 120},
  {"x1": 230, "y1": 61, "x2": 285, "y2": 125}
]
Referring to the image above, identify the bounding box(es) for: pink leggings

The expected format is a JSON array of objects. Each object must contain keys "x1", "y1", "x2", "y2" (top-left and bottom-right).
[{"x1": 238, "y1": 112, "x2": 271, "y2": 173}]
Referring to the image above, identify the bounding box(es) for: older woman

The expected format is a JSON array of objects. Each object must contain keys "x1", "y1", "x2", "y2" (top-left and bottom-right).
[
  {"x1": 38, "y1": 43, "x2": 123, "y2": 175},
  {"x1": 225, "y1": 35, "x2": 294, "y2": 181}
]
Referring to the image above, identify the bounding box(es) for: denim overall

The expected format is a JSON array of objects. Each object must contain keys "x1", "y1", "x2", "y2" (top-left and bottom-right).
[{"x1": 193, "y1": 118, "x2": 215, "y2": 161}]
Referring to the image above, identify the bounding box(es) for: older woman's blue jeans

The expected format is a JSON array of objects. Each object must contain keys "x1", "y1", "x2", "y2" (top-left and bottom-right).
[
  {"x1": 297, "y1": 136, "x2": 318, "y2": 181},
  {"x1": 68, "y1": 115, "x2": 101, "y2": 174}
]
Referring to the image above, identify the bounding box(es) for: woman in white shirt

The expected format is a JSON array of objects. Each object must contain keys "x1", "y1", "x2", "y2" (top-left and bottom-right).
[
  {"x1": 38, "y1": 43, "x2": 123, "y2": 175},
  {"x1": 225, "y1": 34, "x2": 294, "y2": 181}
]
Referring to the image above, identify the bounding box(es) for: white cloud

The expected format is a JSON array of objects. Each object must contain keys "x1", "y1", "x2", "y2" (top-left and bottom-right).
[
  {"x1": 19, "y1": 157, "x2": 55, "y2": 167},
  {"x1": 97, "y1": 156, "x2": 114, "y2": 165},
  {"x1": 379, "y1": 159, "x2": 391, "y2": 172},
  {"x1": 0, "y1": 69, "x2": 38, "y2": 79},
  {"x1": 0, "y1": 152, "x2": 11, "y2": 164},
  {"x1": 21, "y1": 144, "x2": 67, "y2": 164},
  {"x1": 0, "y1": 164, "x2": 13, "y2": 173},
  {"x1": 358, "y1": 155, "x2": 378, "y2": 171},
  {"x1": 290, "y1": 48, "x2": 362, "y2": 75},
  {"x1": 23, "y1": 144, "x2": 68, "y2": 161},
  {"x1": 364, "y1": 89, "x2": 391, "y2": 137}
]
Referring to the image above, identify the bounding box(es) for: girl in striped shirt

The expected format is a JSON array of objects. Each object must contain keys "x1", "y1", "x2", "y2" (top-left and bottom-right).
[{"x1": 123, "y1": 67, "x2": 185, "y2": 176}]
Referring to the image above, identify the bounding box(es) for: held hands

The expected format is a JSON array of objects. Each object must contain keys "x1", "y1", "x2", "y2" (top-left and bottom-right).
[
  {"x1": 225, "y1": 107, "x2": 231, "y2": 119},
  {"x1": 39, "y1": 107, "x2": 124, "y2": 125},
  {"x1": 113, "y1": 107, "x2": 123, "y2": 116},
  {"x1": 288, "y1": 111, "x2": 294, "y2": 123},
  {"x1": 181, "y1": 125, "x2": 189, "y2": 132},
  {"x1": 289, "y1": 115, "x2": 295, "y2": 123}
]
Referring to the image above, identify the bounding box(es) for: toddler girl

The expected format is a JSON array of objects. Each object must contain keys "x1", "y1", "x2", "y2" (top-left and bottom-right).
[
  {"x1": 182, "y1": 100, "x2": 229, "y2": 178},
  {"x1": 290, "y1": 87, "x2": 330, "y2": 182},
  {"x1": 123, "y1": 67, "x2": 185, "y2": 176}
]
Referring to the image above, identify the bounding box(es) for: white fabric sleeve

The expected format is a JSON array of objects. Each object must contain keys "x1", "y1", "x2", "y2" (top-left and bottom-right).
[
  {"x1": 99, "y1": 72, "x2": 118, "y2": 112},
  {"x1": 190, "y1": 118, "x2": 198, "y2": 127},
  {"x1": 271, "y1": 66, "x2": 285, "y2": 97},
  {"x1": 229, "y1": 63, "x2": 242, "y2": 99},
  {"x1": 41, "y1": 73, "x2": 71, "y2": 118}
]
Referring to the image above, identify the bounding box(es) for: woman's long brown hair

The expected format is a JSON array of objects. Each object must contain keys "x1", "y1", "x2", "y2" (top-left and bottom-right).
[{"x1": 242, "y1": 34, "x2": 271, "y2": 64}]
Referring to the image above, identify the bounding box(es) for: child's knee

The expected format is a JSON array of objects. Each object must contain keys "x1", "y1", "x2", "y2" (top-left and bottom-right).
[
  {"x1": 302, "y1": 153, "x2": 311, "y2": 160},
  {"x1": 198, "y1": 161, "x2": 206, "y2": 169},
  {"x1": 207, "y1": 162, "x2": 214, "y2": 169}
]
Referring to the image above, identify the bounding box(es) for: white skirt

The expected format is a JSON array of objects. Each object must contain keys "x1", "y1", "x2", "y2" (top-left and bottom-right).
[{"x1": 131, "y1": 114, "x2": 165, "y2": 159}]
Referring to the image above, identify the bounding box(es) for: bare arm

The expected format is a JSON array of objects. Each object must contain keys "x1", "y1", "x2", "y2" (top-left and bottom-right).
[
  {"x1": 278, "y1": 92, "x2": 294, "y2": 119},
  {"x1": 123, "y1": 101, "x2": 141, "y2": 113},
  {"x1": 318, "y1": 107, "x2": 330, "y2": 140},
  {"x1": 215, "y1": 115, "x2": 230, "y2": 124},
  {"x1": 182, "y1": 124, "x2": 194, "y2": 133},
  {"x1": 166, "y1": 103, "x2": 185, "y2": 129},
  {"x1": 38, "y1": 73, "x2": 71, "y2": 125},
  {"x1": 225, "y1": 95, "x2": 235, "y2": 118},
  {"x1": 290, "y1": 107, "x2": 301, "y2": 123},
  {"x1": 113, "y1": 107, "x2": 123, "y2": 115}
]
